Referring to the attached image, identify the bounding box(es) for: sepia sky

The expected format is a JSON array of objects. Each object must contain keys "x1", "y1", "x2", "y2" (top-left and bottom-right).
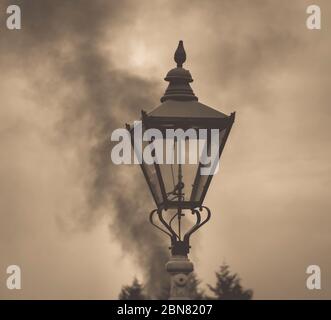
[{"x1": 0, "y1": 0, "x2": 330, "y2": 299}]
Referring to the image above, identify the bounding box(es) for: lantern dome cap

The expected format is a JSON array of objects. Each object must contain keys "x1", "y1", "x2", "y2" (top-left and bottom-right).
[
  {"x1": 161, "y1": 41, "x2": 198, "y2": 102},
  {"x1": 164, "y1": 67, "x2": 193, "y2": 83}
]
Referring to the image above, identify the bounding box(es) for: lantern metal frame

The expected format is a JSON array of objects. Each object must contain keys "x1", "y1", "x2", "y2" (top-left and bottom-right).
[{"x1": 139, "y1": 110, "x2": 235, "y2": 211}]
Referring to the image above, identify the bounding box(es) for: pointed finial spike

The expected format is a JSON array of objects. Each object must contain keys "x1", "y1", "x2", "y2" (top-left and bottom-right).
[{"x1": 174, "y1": 40, "x2": 186, "y2": 68}]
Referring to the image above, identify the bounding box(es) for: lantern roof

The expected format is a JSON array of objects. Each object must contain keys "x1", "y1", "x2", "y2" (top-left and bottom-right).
[
  {"x1": 146, "y1": 40, "x2": 230, "y2": 121},
  {"x1": 147, "y1": 100, "x2": 228, "y2": 119}
]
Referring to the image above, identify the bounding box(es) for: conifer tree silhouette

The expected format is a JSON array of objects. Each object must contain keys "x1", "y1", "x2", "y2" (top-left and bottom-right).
[
  {"x1": 118, "y1": 277, "x2": 149, "y2": 300},
  {"x1": 207, "y1": 263, "x2": 253, "y2": 300}
]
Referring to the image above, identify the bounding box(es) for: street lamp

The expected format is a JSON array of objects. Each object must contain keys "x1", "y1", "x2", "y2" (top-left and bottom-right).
[{"x1": 126, "y1": 41, "x2": 235, "y2": 299}]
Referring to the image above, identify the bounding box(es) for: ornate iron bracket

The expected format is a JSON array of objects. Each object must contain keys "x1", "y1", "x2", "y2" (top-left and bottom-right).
[{"x1": 150, "y1": 206, "x2": 211, "y2": 255}]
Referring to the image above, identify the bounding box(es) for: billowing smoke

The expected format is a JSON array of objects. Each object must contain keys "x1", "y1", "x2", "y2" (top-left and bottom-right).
[{"x1": 0, "y1": 0, "x2": 169, "y2": 297}]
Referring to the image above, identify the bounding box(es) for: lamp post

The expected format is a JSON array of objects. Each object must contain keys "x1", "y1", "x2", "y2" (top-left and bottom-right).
[{"x1": 127, "y1": 41, "x2": 235, "y2": 299}]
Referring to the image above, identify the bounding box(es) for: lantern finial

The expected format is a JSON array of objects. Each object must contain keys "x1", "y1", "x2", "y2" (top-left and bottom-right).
[
  {"x1": 174, "y1": 40, "x2": 186, "y2": 68},
  {"x1": 161, "y1": 41, "x2": 198, "y2": 102}
]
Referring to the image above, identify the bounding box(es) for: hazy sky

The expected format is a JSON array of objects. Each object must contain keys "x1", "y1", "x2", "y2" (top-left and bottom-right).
[{"x1": 0, "y1": 0, "x2": 330, "y2": 299}]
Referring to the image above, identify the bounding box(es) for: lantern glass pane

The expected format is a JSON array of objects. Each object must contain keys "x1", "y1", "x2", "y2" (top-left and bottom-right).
[
  {"x1": 135, "y1": 136, "x2": 164, "y2": 206},
  {"x1": 142, "y1": 162, "x2": 163, "y2": 205},
  {"x1": 190, "y1": 127, "x2": 228, "y2": 202},
  {"x1": 158, "y1": 137, "x2": 199, "y2": 203}
]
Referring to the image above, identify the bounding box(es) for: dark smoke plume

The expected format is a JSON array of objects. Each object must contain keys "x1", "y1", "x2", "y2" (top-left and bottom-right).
[{"x1": 0, "y1": 0, "x2": 169, "y2": 297}]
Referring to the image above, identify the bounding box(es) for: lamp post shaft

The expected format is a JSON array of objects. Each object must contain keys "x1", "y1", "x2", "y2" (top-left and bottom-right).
[{"x1": 166, "y1": 255, "x2": 193, "y2": 299}]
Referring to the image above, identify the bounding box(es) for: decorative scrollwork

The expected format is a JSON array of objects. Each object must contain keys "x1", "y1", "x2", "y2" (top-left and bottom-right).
[{"x1": 149, "y1": 206, "x2": 211, "y2": 255}]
